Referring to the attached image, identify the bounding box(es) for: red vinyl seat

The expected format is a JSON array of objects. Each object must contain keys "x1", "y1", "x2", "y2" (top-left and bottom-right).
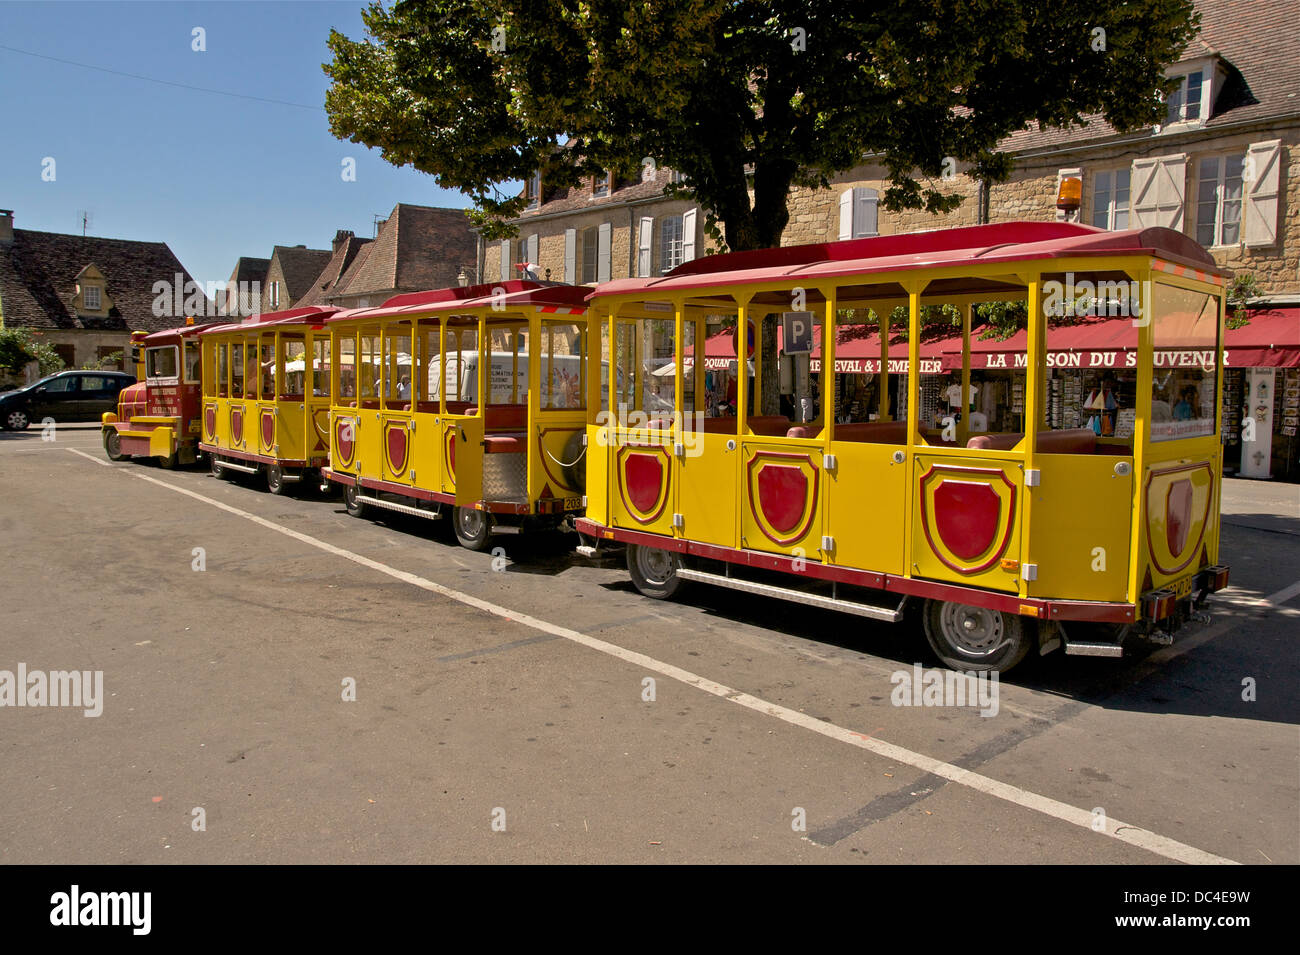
[{"x1": 966, "y1": 428, "x2": 1097, "y2": 453}]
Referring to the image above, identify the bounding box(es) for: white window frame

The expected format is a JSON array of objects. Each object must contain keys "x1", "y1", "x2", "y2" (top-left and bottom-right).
[
  {"x1": 1195, "y1": 153, "x2": 1244, "y2": 248},
  {"x1": 660, "y1": 215, "x2": 684, "y2": 274},
  {"x1": 1159, "y1": 59, "x2": 1217, "y2": 132},
  {"x1": 1090, "y1": 166, "x2": 1131, "y2": 231},
  {"x1": 580, "y1": 227, "x2": 598, "y2": 284},
  {"x1": 269, "y1": 281, "x2": 280, "y2": 308},
  {"x1": 525, "y1": 170, "x2": 541, "y2": 210},
  {"x1": 83, "y1": 285, "x2": 101, "y2": 310}
]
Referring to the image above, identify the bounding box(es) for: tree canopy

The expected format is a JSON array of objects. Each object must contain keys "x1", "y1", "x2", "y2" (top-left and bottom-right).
[{"x1": 325, "y1": 0, "x2": 1198, "y2": 251}]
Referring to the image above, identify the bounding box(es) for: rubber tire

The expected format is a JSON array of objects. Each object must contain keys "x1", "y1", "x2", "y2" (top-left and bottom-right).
[
  {"x1": 158, "y1": 452, "x2": 178, "y2": 469},
  {"x1": 266, "y1": 464, "x2": 285, "y2": 495},
  {"x1": 921, "y1": 599, "x2": 1031, "y2": 673},
  {"x1": 453, "y1": 506, "x2": 493, "y2": 551},
  {"x1": 210, "y1": 453, "x2": 225, "y2": 478},
  {"x1": 5, "y1": 407, "x2": 30, "y2": 431},
  {"x1": 343, "y1": 484, "x2": 367, "y2": 518},
  {"x1": 103, "y1": 429, "x2": 124, "y2": 461},
  {"x1": 626, "y1": 542, "x2": 685, "y2": 599}
]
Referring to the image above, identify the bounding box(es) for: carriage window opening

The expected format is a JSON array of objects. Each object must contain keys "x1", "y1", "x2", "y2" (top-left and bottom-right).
[
  {"x1": 217, "y1": 344, "x2": 228, "y2": 397},
  {"x1": 184, "y1": 341, "x2": 201, "y2": 384},
  {"x1": 436, "y1": 324, "x2": 479, "y2": 404},
  {"x1": 385, "y1": 326, "x2": 411, "y2": 407},
  {"x1": 613, "y1": 321, "x2": 637, "y2": 420},
  {"x1": 145, "y1": 346, "x2": 178, "y2": 380},
  {"x1": 359, "y1": 333, "x2": 380, "y2": 400},
  {"x1": 312, "y1": 338, "x2": 330, "y2": 397},
  {"x1": 776, "y1": 311, "x2": 818, "y2": 434},
  {"x1": 337, "y1": 335, "x2": 357, "y2": 400},
  {"x1": 1150, "y1": 285, "x2": 1218, "y2": 442},
  {"x1": 958, "y1": 301, "x2": 1028, "y2": 447},
  {"x1": 260, "y1": 336, "x2": 276, "y2": 400},
  {"x1": 231, "y1": 343, "x2": 245, "y2": 398},
  {"x1": 487, "y1": 323, "x2": 526, "y2": 405},
  {"x1": 828, "y1": 312, "x2": 893, "y2": 442},
  {"x1": 541, "y1": 321, "x2": 586, "y2": 410},
  {"x1": 282, "y1": 337, "x2": 307, "y2": 399}
]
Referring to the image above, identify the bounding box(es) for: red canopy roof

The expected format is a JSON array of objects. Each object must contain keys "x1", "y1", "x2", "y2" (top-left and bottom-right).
[
  {"x1": 589, "y1": 222, "x2": 1227, "y2": 302},
  {"x1": 329, "y1": 280, "x2": 588, "y2": 323}
]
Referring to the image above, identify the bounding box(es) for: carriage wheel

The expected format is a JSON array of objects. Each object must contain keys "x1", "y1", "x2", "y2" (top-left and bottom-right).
[
  {"x1": 266, "y1": 464, "x2": 285, "y2": 495},
  {"x1": 626, "y1": 543, "x2": 685, "y2": 600},
  {"x1": 103, "y1": 429, "x2": 124, "y2": 461},
  {"x1": 157, "y1": 451, "x2": 178, "y2": 469},
  {"x1": 453, "y1": 506, "x2": 493, "y2": 551},
  {"x1": 343, "y1": 484, "x2": 367, "y2": 517},
  {"x1": 210, "y1": 453, "x2": 225, "y2": 478},
  {"x1": 922, "y1": 600, "x2": 1031, "y2": 673}
]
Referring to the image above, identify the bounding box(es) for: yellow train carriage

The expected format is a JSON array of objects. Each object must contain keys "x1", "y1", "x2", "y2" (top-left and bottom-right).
[
  {"x1": 198, "y1": 306, "x2": 338, "y2": 493},
  {"x1": 576, "y1": 222, "x2": 1231, "y2": 672},
  {"x1": 321, "y1": 281, "x2": 591, "y2": 550}
]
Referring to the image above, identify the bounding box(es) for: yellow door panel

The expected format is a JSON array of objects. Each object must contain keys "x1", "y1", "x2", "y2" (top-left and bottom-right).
[
  {"x1": 912, "y1": 455, "x2": 1023, "y2": 593},
  {"x1": 453, "y1": 416, "x2": 484, "y2": 506},
  {"x1": 739, "y1": 443, "x2": 824, "y2": 558},
  {"x1": 1142, "y1": 459, "x2": 1217, "y2": 589},
  {"x1": 677, "y1": 432, "x2": 738, "y2": 549},
  {"x1": 610, "y1": 437, "x2": 676, "y2": 537},
  {"x1": 827, "y1": 442, "x2": 907, "y2": 575}
]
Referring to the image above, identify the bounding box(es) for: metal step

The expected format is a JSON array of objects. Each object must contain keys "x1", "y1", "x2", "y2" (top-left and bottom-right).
[
  {"x1": 576, "y1": 545, "x2": 599, "y2": 558},
  {"x1": 1063, "y1": 641, "x2": 1124, "y2": 658},
  {"x1": 215, "y1": 458, "x2": 258, "y2": 474},
  {"x1": 358, "y1": 494, "x2": 443, "y2": 520},
  {"x1": 675, "y1": 568, "x2": 904, "y2": 622}
]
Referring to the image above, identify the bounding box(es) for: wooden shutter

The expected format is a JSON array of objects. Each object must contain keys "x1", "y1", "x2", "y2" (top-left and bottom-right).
[
  {"x1": 1244, "y1": 140, "x2": 1281, "y2": 247},
  {"x1": 682, "y1": 208, "x2": 697, "y2": 262},
  {"x1": 838, "y1": 188, "x2": 853, "y2": 240},
  {"x1": 853, "y1": 187, "x2": 878, "y2": 238},
  {"x1": 563, "y1": 229, "x2": 576, "y2": 283},
  {"x1": 597, "y1": 222, "x2": 612, "y2": 283},
  {"x1": 1130, "y1": 154, "x2": 1186, "y2": 231},
  {"x1": 499, "y1": 239, "x2": 510, "y2": 280},
  {"x1": 638, "y1": 217, "x2": 653, "y2": 277},
  {"x1": 526, "y1": 233, "x2": 539, "y2": 267}
]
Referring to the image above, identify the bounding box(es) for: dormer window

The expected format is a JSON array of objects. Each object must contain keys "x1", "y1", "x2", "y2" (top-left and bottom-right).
[
  {"x1": 592, "y1": 171, "x2": 611, "y2": 198},
  {"x1": 83, "y1": 285, "x2": 101, "y2": 310},
  {"x1": 525, "y1": 170, "x2": 541, "y2": 209},
  {"x1": 1165, "y1": 70, "x2": 1204, "y2": 124}
]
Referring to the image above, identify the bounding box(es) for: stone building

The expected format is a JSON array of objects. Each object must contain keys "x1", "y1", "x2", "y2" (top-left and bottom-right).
[
  {"x1": 0, "y1": 208, "x2": 205, "y2": 370},
  {"x1": 260, "y1": 244, "x2": 332, "y2": 314},
  {"x1": 491, "y1": 0, "x2": 1295, "y2": 304}
]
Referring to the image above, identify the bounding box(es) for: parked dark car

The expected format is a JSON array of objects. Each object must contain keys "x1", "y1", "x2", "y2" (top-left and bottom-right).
[{"x1": 0, "y1": 370, "x2": 136, "y2": 430}]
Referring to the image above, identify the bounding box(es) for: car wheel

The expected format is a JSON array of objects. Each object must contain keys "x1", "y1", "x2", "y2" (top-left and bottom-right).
[
  {"x1": 5, "y1": 408, "x2": 30, "y2": 431},
  {"x1": 209, "y1": 454, "x2": 225, "y2": 478},
  {"x1": 158, "y1": 452, "x2": 178, "y2": 469},
  {"x1": 453, "y1": 506, "x2": 493, "y2": 551},
  {"x1": 343, "y1": 484, "x2": 367, "y2": 517},
  {"x1": 103, "y1": 429, "x2": 124, "y2": 461},
  {"x1": 921, "y1": 599, "x2": 1031, "y2": 673},
  {"x1": 266, "y1": 464, "x2": 285, "y2": 495},
  {"x1": 626, "y1": 542, "x2": 685, "y2": 599}
]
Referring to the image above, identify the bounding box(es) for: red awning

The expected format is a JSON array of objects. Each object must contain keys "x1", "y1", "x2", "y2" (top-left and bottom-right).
[{"x1": 939, "y1": 308, "x2": 1299, "y2": 371}]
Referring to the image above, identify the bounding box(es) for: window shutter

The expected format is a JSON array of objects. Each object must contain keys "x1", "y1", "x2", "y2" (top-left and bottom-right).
[
  {"x1": 526, "y1": 233, "x2": 539, "y2": 266},
  {"x1": 499, "y1": 239, "x2": 510, "y2": 280},
  {"x1": 597, "y1": 222, "x2": 612, "y2": 283},
  {"x1": 563, "y1": 229, "x2": 576, "y2": 283},
  {"x1": 838, "y1": 188, "x2": 853, "y2": 240},
  {"x1": 1130, "y1": 154, "x2": 1186, "y2": 231},
  {"x1": 638, "y1": 217, "x2": 653, "y2": 277},
  {"x1": 1243, "y1": 140, "x2": 1281, "y2": 247},
  {"x1": 853, "y1": 187, "x2": 878, "y2": 237},
  {"x1": 682, "y1": 208, "x2": 697, "y2": 262}
]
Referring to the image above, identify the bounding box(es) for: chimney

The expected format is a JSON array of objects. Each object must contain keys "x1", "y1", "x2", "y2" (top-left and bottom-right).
[
  {"x1": 0, "y1": 209, "x2": 13, "y2": 244},
  {"x1": 333, "y1": 229, "x2": 354, "y2": 254}
]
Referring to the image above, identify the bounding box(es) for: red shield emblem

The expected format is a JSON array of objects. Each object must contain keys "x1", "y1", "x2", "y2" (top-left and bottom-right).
[
  {"x1": 261, "y1": 411, "x2": 274, "y2": 449},
  {"x1": 204, "y1": 405, "x2": 216, "y2": 439},
  {"x1": 744, "y1": 451, "x2": 819, "y2": 547},
  {"x1": 933, "y1": 481, "x2": 1001, "y2": 561},
  {"x1": 617, "y1": 446, "x2": 670, "y2": 524},
  {"x1": 917, "y1": 466, "x2": 1017, "y2": 575},
  {"x1": 386, "y1": 422, "x2": 409, "y2": 476},
  {"x1": 445, "y1": 429, "x2": 456, "y2": 481},
  {"x1": 231, "y1": 406, "x2": 244, "y2": 445},
  {"x1": 1166, "y1": 479, "x2": 1193, "y2": 556},
  {"x1": 756, "y1": 465, "x2": 807, "y2": 536},
  {"x1": 335, "y1": 418, "x2": 354, "y2": 465}
]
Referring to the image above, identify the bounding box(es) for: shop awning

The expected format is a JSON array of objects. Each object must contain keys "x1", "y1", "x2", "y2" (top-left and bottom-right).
[{"x1": 938, "y1": 308, "x2": 1299, "y2": 371}]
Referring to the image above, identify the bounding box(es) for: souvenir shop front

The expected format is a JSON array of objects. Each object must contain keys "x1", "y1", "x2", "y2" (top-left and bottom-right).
[{"x1": 946, "y1": 308, "x2": 1299, "y2": 482}]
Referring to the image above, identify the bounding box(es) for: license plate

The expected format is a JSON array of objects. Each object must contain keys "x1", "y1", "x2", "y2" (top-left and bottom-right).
[
  {"x1": 563, "y1": 496, "x2": 582, "y2": 511},
  {"x1": 1170, "y1": 575, "x2": 1195, "y2": 599}
]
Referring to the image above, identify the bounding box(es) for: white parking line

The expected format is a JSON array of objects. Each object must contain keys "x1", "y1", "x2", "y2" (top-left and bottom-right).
[{"x1": 70, "y1": 452, "x2": 1241, "y2": 865}]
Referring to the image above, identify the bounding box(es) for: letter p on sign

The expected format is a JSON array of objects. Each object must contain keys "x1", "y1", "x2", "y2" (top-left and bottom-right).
[{"x1": 782, "y1": 311, "x2": 815, "y2": 354}]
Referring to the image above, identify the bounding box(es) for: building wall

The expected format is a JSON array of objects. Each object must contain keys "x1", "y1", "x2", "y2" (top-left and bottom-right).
[{"x1": 29, "y1": 329, "x2": 131, "y2": 371}]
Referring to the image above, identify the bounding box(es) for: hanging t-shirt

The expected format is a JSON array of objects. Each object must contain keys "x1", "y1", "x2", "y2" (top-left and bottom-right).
[{"x1": 944, "y1": 383, "x2": 978, "y2": 407}]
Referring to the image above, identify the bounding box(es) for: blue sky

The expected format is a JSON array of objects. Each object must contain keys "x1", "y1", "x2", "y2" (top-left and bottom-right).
[{"x1": 0, "y1": 1, "x2": 477, "y2": 288}]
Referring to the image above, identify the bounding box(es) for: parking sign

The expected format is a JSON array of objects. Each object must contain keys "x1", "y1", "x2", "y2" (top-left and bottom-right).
[{"x1": 782, "y1": 311, "x2": 814, "y2": 354}]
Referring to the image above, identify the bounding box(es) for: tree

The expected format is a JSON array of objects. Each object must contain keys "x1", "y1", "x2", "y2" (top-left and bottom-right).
[
  {"x1": 0, "y1": 327, "x2": 64, "y2": 378},
  {"x1": 325, "y1": 0, "x2": 1199, "y2": 411}
]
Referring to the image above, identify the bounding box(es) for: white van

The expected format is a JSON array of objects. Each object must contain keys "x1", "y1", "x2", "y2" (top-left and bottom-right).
[{"x1": 426, "y1": 350, "x2": 609, "y2": 408}]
